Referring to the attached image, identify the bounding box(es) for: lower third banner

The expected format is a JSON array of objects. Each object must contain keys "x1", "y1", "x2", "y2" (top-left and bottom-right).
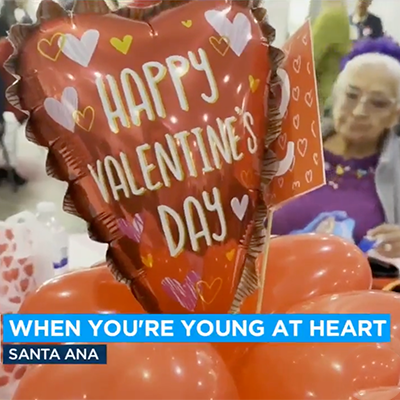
[
  {"x1": 2, "y1": 314, "x2": 391, "y2": 343},
  {"x1": 2, "y1": 344, "x2": 107, "y2": 364}
]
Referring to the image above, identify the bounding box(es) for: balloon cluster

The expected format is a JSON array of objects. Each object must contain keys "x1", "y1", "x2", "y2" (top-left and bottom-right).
[
  {"x1": 14, "y1": 267, "x2": 238, "y2": 399},
  {"x1": 2, "y1": 0, "x2": 400, "y2": 399},
  {"x1": 9, "y1": 234, "x2": 400, "y2": 400}
]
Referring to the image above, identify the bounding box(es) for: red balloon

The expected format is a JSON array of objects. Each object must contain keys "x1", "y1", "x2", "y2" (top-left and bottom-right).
[
  {"x1": 13, "y1": 343, "x2": 239, "y2": 400},
  {"x1": 19, "y1": 266, "x2": 144, "y2": 314},
  {"x1": 288, "y1": 291, "x2": 400, "y2": 341},
  {"x1": 242, "y1": 234, "x2": 372, "y2": 313},
  {"x1": 10, "y1": 266, "x2": 142, "y2": 397},
  {"x1": 235, "y1": 342, "x2": 400, "y2": 399},
  {"x1": 351, "y1": 387, "x2": 400, "y2": 400},
  {"x1": 12, "y1": 0, "x2": 276, "y2": 313}
]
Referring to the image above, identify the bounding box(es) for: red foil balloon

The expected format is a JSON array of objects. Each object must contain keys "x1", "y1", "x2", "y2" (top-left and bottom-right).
[
  {"x1": 9, "y1": 0, "x2": 280, "y2": 313},
  {"x1": 0, "y1": 38, "x2": 26, "y2": 120}
]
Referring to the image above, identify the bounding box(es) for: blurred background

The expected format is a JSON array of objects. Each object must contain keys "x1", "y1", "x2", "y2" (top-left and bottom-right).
[{"x1": 5, "y1": 0, "x2": 398, "y2": 53}]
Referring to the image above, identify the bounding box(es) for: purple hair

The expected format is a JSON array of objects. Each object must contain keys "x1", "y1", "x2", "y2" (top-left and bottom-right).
[{"x1": 341, "y1": 37, "x2": 400, "y2": 70}]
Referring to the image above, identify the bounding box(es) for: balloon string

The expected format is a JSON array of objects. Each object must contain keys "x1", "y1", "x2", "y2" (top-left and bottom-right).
[{"x1": 256, "y1": 209, "x2": 274, "y2": 314}]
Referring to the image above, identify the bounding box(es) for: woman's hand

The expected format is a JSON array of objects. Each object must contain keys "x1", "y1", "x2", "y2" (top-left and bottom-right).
[{"x1": 368, "y1": 224, "x2": 400, "y2": 258}]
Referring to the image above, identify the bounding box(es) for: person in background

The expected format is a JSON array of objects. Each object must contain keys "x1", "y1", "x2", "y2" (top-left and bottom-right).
[
  {"x1": 312, "y1": 0, "x2": 351, "y2": 111},
  {"x1": 350, "y1": 0, "x2": 383, "y2": 41},
  {"x1": 0, "y1": 0, "x2": 32, "y2": 26},
  {"x1": 0, "y1": 0, "x2": 29, "y2": 187},
  {"x1": 272, "y1": 37, "x2": 400, "y2": 259}
]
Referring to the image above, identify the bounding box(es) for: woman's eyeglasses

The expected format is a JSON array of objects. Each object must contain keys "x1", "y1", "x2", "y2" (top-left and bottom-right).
[{"x1": 342, "y1": 89, "x2": 397, "y2": 113}]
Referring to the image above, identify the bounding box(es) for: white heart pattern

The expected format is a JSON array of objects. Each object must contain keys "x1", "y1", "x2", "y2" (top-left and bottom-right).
[
  {"x1": 297, "y1": 138, "x2": 308, "y2": 157},
  {"x1": 60, "y1": 29, "x2": 100, "y2": 67},
  {"x1": 276, "y1": 68, "x2": 291, "y2": 120},
  {"x1": 292, "y1": 86, "x2": 300, "y2": 101},
  {"x1": 293, "y1": 114, "x2": 300, "y2": 129},
  {"x1": 231, "y1": 195, "x2": 249, "y2": 221},
  {"x1": 305, "y1": 170, "x2": 313, "y2": 183},
  {"x1": 292, "y1": 181, "x2": 300, "y2": 189},
  {"x1": 204, "y1": 10, "x2": 251, "y2": 56},
  {"x1": 311, "y1": 120, "x2": 317, "y2": 137},
  {"x1": 278, "y1": 132, "x2": 287, "y2": 150},
  {"x1": 305, "y1": 90, "x2": 313, "y2": 107},
  {"x1": 44, "y1": 87, "x2": 78, "y2": 132},
  {"x1": 293, "y1": 56, "x2": 301, "y2": 73},
  {"x1": 275, "y1": 141, "x2": 295, "y2": 177}
]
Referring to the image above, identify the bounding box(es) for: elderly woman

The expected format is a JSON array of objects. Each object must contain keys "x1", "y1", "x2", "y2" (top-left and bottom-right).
[{"x1": 272, "y1": 38, "x2": 400, "y2": 259}]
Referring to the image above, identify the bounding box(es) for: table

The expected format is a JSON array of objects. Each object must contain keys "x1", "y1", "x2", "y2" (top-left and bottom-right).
[
  {"x1": 67, "y1": 234, "x2": 400, "y2": 277},
  {"x1": 68, "y1": 233, "x2": 107, "y2": 270}
]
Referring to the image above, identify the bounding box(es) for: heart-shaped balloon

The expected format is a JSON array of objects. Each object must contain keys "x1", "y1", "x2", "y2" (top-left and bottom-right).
[{"x1": 8, "y1": 0, "x2": 281, "y2": 313}]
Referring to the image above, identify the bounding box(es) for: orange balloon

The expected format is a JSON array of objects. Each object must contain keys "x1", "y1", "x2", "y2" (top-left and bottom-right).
[
  {"x1": 242, "y1": 234, "x2": 372, "y2": 313},
  {"x1": 235, "y1": 342, "x2": 400, "y2": 399},
  {"x1": 212, "y1": 343, "x2": 253, "y2": 370},
  {"x1": 385, "y1": 337, "x2": 400, "y2": 358},
  {"x1": 351, "y1": 386, "x2": 400, "y2": 400},
  {"x1": 288, "y1": 291, "x2": 400, "y2": 341},
  {"x1": 19, "y1": 266, "x2": 144, "y2": 314},
  {"x1": 13, "y1": 343, "x2": 239, "y2": 400}
]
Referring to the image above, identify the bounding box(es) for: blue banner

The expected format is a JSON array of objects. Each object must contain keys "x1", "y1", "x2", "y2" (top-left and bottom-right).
[
  {"x1": 2, "y1": 344, "x2": 107, "y2": 364},
  {"x1": 2, "y1": 314, "x2": 391, "y2": 343}
]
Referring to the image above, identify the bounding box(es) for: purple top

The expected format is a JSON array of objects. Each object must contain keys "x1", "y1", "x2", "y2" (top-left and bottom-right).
[{"x1": 272, "y1": 150, "x2": 386, "y2": 244}]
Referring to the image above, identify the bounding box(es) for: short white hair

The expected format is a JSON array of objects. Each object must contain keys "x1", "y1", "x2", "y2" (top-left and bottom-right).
[{"x1": 334, "y1": 53, "x2": 400, "y2": 104}]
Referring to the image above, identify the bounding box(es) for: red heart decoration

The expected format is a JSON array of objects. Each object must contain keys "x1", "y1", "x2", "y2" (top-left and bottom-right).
[
  {"x1": 9, "y1": 296, "x2": 21, "y2": 304},
  {"x1": 23, "y1": 264, "x2": 34, "y2": 277},
  {"x1": 5, "y1": 229, "x2": 14, "y2": 242},
  {"x1": 0, "y1": 376, "x2": 10, "y2": 387},
  {"x1": 2, "y1": 365, "x2": 15, "y2": 373},
  {"x1": 0, "y1": 243, "x2": 8, "y2": 254},
  {"x1": 17, "y1": 258, "x2": 28, "y2": 266},
  {"x1": 2, "y1": 268, "x2": 19, "y2": 282},
  {"x1": 20, "y1": 278, "x2": 29, "y2": 293},
  {"x1": 11, "y1": 0, "x2": 277, "y2": 313},
  {"x1": 13, "y1": 366, "x2": 27, "y2": 380},
  {"x1": 1, "y1": 256, "x2": 14, "y2": 269}
]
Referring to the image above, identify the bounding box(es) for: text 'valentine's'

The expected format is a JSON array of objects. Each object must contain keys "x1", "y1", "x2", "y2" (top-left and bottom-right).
[{"x1": 89, "y1": 47, "x2": 258, "y2": 256}]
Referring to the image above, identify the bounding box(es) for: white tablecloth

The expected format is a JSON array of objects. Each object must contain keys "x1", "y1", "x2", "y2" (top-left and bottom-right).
[{"x1": 68, "y1": 233, "x2": 107, "y2": 270}]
